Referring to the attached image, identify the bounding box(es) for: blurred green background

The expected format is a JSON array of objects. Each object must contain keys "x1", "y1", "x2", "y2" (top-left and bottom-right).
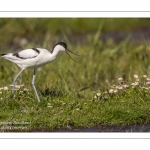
[{"x1": 0, "y1": 18, "x2": 150, "y2": 51}]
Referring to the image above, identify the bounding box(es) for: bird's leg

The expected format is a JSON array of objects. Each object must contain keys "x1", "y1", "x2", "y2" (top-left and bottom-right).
[
  {"x1": 12, "y1": 69, "x2": 25, "y2": 95},
  {"x1": 32, "y1": 68, "x2": 40, "y2": 102}
]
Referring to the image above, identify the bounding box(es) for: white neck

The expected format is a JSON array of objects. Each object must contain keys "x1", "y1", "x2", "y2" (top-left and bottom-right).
[
  {"x1": 52, "y1": 46, "x2": 62, "y2": 57},
  {"x1": 49, "y1": 45, "x2": 63, "y2": 62}
]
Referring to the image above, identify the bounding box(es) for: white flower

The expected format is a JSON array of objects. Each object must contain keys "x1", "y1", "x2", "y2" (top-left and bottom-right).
[
  {"x1": 131, "y1": 83, "x2": 136, "y2": 88},
  {"x1": 143, "y1": 75, "x2": 147, "y2": 78},
  {"x1": 24, "y1": 88, "x2": 29, "y2": 91},
  {"x1": 62, "y1": 102, "x2": 66, "y2": 105},
  {"x1": 9, "y1": 84, "x2": 24, "y2": 90},
  {"x1": 144, "y1": 87, "x2": 149, "y2": 90},
  {"x1": 114, "y1": 89, "x2": 118, "y2": 93},
  {"x1": 47, "y1": 103, "x2": 53, "y2": 108},
  {"x1": 118, "y1": 86, "x2": 123, "y2": 90},
  {"x1": 131, "y1": 82, "x2": 139, "y2": 87},
  {"x1": 146, "y1": 78, "x2": 150, "y2": 81},
  {"x1": 94, "y1": 95, "x2": 97, "y2": 99},
  {"x1": 117, "y1": 77, "x2": 123, "y2": 81},
  {"x1": 135, "y1": 78, "x2": 139, "y2": 82},
  {"x1": 134, "y1": 75, "x2": 138, "y2": 79},
  {"x1": 123, "y1": 84, "x2": 129, "y2": 88},
  {"x1": 135, "y1": 82, "x2": 139, "y2": 85},
  {"x1": 146, "y1": 82, "x2": 150, "y2": 85},
  {"x1": 117, "y1": 77, "x2": 124, "y2": 85},
  {"x1": 4, "y1": 87, "x2": 8, "y2": 90},
  {"x1": 96, "y1": 93, "x2": 101, "y2": 97},
  {"x1": 109, "y1": 89, "x2": 114, "y2": 94},
  {"x1": 0, "y1": 86, "x2": 9, "y2": 91},
  {"x1": 112, "y1": 85, "x2": 116, "y2": 88},
  {"x1": 115, "y1": 86, "x2": 119, "y2": 89},
  {"x1": 131, "y1": 83, "x2": 135, "y2": 86},
  {"x1": 47, "y1": 105, "x2": 53, "y2": 108}
]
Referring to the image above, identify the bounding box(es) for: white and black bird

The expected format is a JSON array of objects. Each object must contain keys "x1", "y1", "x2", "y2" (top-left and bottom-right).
[{"x1": 0, "y1": 42, "x2": 79, "y2": 102}]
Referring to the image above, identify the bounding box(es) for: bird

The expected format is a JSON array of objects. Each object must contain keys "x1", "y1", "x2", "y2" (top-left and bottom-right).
[{"x1": 0, "y1": 42, "x2": 79, "y2": 102}]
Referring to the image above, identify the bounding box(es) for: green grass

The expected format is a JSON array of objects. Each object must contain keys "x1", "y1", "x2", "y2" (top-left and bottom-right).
[
  {"x1": 0, "y1": 18, "x2": 150, "y2": 131},
  {"x1": 0, "y1": 85, "x2": 150, "y2": 131}
]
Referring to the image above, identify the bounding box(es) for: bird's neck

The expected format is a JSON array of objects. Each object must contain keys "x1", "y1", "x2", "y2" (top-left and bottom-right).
[
  {"x1": 51, "y1": 47, "x2": 61, "y2": 57},
  {"x1": 49, "y1": 47, "x2": 61, "y2": 61}
]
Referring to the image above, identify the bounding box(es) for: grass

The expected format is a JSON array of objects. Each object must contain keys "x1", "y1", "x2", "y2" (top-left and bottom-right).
[{"x1": 0, "y1": 18, "x2": 150, "y2": 131}]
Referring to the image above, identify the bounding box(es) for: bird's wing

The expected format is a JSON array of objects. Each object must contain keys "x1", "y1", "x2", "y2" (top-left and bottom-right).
[{"x1": 12, "y1": 48, "x2": 40, "y2": 59}]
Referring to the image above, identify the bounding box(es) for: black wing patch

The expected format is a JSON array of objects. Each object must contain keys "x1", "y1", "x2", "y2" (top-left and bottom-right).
[
  {"x1": 12, "y1": 48, "x2": 40, "y2": 59},
  {"x1": 32, "y1": 48, "x2": 40, "y2": 54}
]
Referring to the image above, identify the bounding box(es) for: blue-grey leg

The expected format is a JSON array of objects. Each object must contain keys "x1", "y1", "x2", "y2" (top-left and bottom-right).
[
  {"x1": 12, "y1": 69, "x2": 25, "y2": 94},
  {"x1": 32, "y1": 68, "x2": 40, "y2": 102}
]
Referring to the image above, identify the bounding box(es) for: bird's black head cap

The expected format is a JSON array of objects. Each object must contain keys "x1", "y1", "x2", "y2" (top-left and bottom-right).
[
  {"x1": 58, "y1": 42, "x2": 67, "y2": 49},
  {"x1": 51, "y1": 42, "x2": 67, "y2": 53}
]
